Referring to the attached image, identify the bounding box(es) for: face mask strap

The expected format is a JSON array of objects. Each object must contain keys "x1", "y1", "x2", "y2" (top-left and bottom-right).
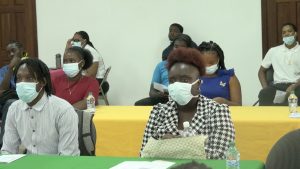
[
  {"x1": 191, "y1": 79, "x2": 199, "y2": 85},
  {"x1": 78, "y1": 60, "x2": 84, "y2": 70}
]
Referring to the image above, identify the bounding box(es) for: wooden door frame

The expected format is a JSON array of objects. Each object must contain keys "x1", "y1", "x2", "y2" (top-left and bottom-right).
[
  {"x1": 261, "y1": 0, "x2": 268, "y2": 58},
  {"x1": 25, "y1": 0, "x2": 38, "y2": 58}
]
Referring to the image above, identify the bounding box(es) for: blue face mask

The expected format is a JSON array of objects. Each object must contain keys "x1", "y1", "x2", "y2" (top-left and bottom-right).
[
  {"x1": 283, "y1": 36, "x2": 295, "y2": 46},
  {"x1": 16, "y1": 82, "x2": 40, "y2": 103},
  {"x1": 71, "y1": 41, "x2": 82, "y2": 47},
  {"x1": 63, "y1": 60, "x2": 82, "y2": 78}
]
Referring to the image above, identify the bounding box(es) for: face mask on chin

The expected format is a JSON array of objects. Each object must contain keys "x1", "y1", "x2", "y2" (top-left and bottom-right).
[
  {"x1": 168, "y1": 79, "x2": 199, "y2": 105},
  {"x1": 283, "y1": 36, "x2": 296, "y2": 46},
  {"x1": 16, "y1": 82, "x2": 41, "y2": 103},
  {"x1": 205, "y1": 64, "x2": 218, "y2": 75}
]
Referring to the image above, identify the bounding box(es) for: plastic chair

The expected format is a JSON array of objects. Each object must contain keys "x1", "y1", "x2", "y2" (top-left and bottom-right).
[
  {"x1": 253, "y1": 66, "x2": 274, "y2": 106},
  {"x1": 99, "y1": 66, "x2": 111, "y2": 105},
  {"x1": 265, "y1": 129, "x2": 300, "y2": 169}
]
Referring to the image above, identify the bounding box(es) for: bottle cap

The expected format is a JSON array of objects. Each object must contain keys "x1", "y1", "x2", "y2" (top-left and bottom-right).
[
  {"x1": 183, "y1": 121, "x2": 190, "y2": 128},
  {"x1": 229, "y1": 141, "x2": 236, "y2": 147}
]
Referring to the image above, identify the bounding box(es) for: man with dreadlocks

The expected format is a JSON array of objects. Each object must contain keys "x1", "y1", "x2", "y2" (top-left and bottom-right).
[{"x1": 1, "y1": 58, "x2": 79, "y2": 155}]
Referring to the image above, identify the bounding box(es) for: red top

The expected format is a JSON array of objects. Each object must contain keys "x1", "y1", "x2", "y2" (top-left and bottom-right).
[{"x1": 51, "y1": 70, "x2": 99, "y2": 105}]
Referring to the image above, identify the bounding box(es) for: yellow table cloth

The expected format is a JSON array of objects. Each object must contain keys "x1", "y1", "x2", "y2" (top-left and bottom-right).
[{"x1": 93, "y1": 106, "x2": 300, "y2": 162}]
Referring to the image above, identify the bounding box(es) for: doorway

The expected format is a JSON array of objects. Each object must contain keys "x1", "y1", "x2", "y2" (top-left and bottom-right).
[{"x1": 0, "y1": 0, "x2": 37, "y2": 67}]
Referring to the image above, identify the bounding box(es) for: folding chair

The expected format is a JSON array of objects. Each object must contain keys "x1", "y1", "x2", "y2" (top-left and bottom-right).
[
  {"x1": 99, "y1": 66, "x2": 111, "y2": 105},
  {"x1": 253, "y1": 66, "x2": 274, "y2": 106}
]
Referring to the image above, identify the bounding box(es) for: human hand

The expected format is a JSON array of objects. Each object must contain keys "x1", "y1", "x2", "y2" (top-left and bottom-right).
[
  {"x1": 213, "y1": 97, "x2": 227, "y2": 104},
  {"x1": 66, "y1": 38, "x2": 73, "y2": 49},
  {"x1": 161, "y1": 134, "x2": 181, "y2": 139},
  {"x1": 153, "y1": 89, "x2": 168, "y2": 98},
  {"x1": 286, "y1": 84, "x2": 296, "y2": 94},
  {"x1": 8, "y1": 56, "x2": 21, "y2": 69}
]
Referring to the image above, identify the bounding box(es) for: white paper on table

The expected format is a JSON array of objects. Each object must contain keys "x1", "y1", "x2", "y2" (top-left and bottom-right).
[
  {"x1": 153, "y1": 82, "x2": 168, "y2": 93},
  {"x1": 110, "y1": 160, "x2": 175, "y2": 169},
  {"x1": 0, "y1": 154, "x2": 25, "y2": 163},
  {"x1": 289, "y1": 112, "x2": 300, "y2": 118},
  {"x1": 273, "y1": 90, "x2": 287, "y2": 104}
]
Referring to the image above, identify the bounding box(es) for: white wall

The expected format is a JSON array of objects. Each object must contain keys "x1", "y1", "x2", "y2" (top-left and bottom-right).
[{"x1": 36, "y1": 0, "x2": 262, "y2": 105}]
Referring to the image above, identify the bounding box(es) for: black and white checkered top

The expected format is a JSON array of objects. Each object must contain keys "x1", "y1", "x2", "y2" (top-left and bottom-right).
[{"x1": 140, "y1": 95, "x2": 235, "y2": 159}]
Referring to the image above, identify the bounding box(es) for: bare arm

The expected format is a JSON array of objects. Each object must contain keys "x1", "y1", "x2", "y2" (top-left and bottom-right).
[
  {"x1": 72, "y1": 99, "x2": 87, "y2": 110},
  {"x1": 258, "y1": 66, "x2": 268, "y2": 88},
  {"x1": 0, "y1": 56, "x2": 21, "y2": 92},
  {"x1": 213, "y1": 75, "x2": 242, "y2": 106},
  {"x1": 64, "y1": 38, "x2": 72, "y2": 55},
  {"x1": 84, "y1": 62, "x2": 99, "y2": 78},
  {"x1": 228, "y1": 75, "x2": 242, "y2": 105},
  {"x1": 0, "y1": 68, "x2": 13, "y2": 93}
]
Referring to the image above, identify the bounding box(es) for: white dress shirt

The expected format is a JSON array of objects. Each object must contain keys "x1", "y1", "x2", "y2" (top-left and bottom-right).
[{"x1": 1, "y1": 93, "x2": 80, "y2": 155}]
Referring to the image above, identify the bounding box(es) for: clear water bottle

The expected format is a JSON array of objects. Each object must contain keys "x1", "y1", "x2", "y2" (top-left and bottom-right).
[
  {"x1": 226, "y1": 142, "x2": 240, "y2": 169},
  {"x1": 181, "y1": 121, "x2": 196, "y2": 137},
  {"x1": 86, "y1": 92, "x2": 95, "y2": 113},
  {"x1": 288, "y1": 91, "x2": 298, "y2": 114}
]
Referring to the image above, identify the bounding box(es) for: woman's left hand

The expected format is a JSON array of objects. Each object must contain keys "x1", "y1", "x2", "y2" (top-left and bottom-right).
[
  {"x1": 286, "y1": 84, "x2": 296, "y2": 94},
  {"x1": 161, "y1": 134, "x2": 181, "y2": 139},
  {"x1": 213, "y1": 97, "x2": 227, "y2": 104}
]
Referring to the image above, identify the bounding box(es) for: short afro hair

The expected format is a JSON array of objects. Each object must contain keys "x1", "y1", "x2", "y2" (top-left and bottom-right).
[
  {"x1": 282, "y1": 22, "x2": 297, "y2": 32},
  {"x1": 167, "y1": 48, "x2": 205, "y2": 76},
  {"x1": 170, "y1": 23, "x2": 184, "y2": 33}
]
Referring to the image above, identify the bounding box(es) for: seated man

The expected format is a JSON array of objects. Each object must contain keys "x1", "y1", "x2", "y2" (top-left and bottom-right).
[
  {"x1": 1, "y1": 58, "x2": 79, "y2": 155},
  {"x1": 0, "y1": 41, "x2": 28, "y2": 146},
  {"x1": 135, "y1": 34, "x2": 195, "y2": 106},
  {"x1": 258, "y1": 23, "x2": 300, "y2": 106},
  {"x1": 162, "y1": 23, "x2": 197, "y2": 60}
]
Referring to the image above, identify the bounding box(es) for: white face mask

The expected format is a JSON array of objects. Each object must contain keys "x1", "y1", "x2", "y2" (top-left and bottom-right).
[
  {"x1": 168, "y1": 79, "x2": 199, "y2": 105},
  {"x1": 16, "y1": 82, "x2": 40, "y2": 103},
  {"x1": 63, "y1": 62, "x2": 81, "y2": 78},
  {"x1": 205, "y1": 64, "x2": 218, "y2": 75},
  {"x1": 283, "y1": 36, "x2": 296, "y2": 46},
  {"x1": 71, "y1": 41, "x2": 82, "y2": 47}
]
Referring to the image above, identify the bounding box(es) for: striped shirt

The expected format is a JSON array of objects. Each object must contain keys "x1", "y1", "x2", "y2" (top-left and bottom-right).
[{"x1": 1, "y1": 93, "x2": 80, "y2": 155}]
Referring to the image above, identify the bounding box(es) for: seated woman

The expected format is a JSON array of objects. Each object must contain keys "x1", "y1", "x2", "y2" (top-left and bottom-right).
[
  {"x1": 135, "y1": 34, "x2": 195, "y2": 106},
  {"x1": 66, "y1": 31, "x2": 109, "y2": 94},
  {"x1": 140, "y1": 48, "x2": 235, "y2": 159},
  {"x1": 52, "y1": 47, "x2": 99, "y2": 110},
  {"x1": 198, "y1": 41, "x2": 242, "y2": 106}
]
